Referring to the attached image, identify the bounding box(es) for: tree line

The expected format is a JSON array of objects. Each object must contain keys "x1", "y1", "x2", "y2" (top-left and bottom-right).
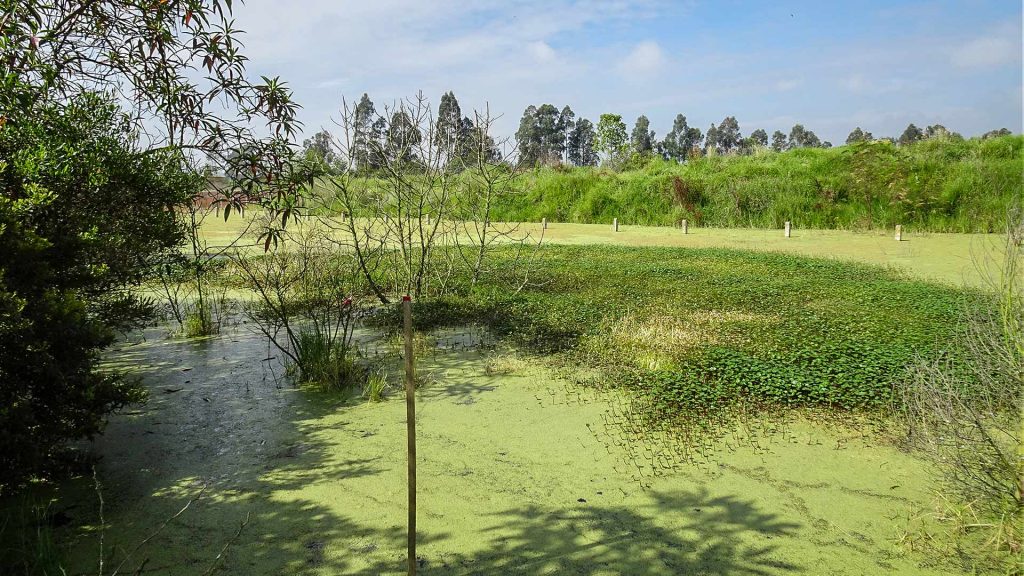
[
  {"x1": 293, "y1": 92, "x2": 499, "y2": 175},
  {"x1": 294, "y1": 91, "x2": 1015, "y2": 172},
  {"x1": 515, "y1": 105, "x2": 1014, "y2": 167}
]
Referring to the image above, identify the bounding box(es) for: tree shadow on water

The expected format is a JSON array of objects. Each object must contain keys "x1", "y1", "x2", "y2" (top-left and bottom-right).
[
  {"x1": 50, "y1": 328, "x2": 404, "y2": 575},
  {"x1": 421, "y1": 488, "x2": 802, "y2": 576}
]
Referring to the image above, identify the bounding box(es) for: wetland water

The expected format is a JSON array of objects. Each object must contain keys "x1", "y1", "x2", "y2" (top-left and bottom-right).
[{"x1": 57, "y1": 322, "x2": 958, "y2": 575}]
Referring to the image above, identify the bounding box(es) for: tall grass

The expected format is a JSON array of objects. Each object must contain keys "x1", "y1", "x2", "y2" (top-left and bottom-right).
[
  {"x1": 489, "y1": 136, "x2": 1022, "y2": 232},
  {"x1": 0, "y1": 498, "x2": 65, "y2": 575}
]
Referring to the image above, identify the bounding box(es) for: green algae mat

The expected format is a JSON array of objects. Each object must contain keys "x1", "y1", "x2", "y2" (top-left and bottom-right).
[
  {"x1": 44, "y1": 326, "x2": 962, "y2": 575},
  {"x1": 199, "y1": 215, "x2": 1007, "y2": 288}
]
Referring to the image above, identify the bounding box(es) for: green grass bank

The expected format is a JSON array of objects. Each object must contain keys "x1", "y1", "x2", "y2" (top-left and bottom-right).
[{"x1": 491, "y1": 136, "x2": 1023, "y2": 233}]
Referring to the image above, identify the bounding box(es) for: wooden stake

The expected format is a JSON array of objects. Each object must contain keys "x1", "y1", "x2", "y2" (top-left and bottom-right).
[
  {"x1": 784, "y1": 221, "x2": 791, "y2": 238},
  {"x1": 402, "y1": 296, "x2": 416, "y2": 576},
  {"x1": 542, "y1": 217, "x2": 547, "y2": 230},
  {"x1": 682, "y1": 219, "x2": 688, "y2": 234},
  {"x1": 613, "y1": 218, "x2": 619, "y2": 232},
  {"x1": 895, "y1": 224, "x2": 902, "y2": 241}
]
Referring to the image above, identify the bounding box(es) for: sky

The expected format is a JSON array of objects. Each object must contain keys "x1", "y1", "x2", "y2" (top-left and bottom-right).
[{"x1": 231, "y1": 0, "x2": 1023, "y2": 146}]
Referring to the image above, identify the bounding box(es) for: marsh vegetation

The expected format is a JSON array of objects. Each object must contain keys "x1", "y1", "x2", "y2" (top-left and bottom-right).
[{"x1": 2, "y1": 2, "x2": 1021, "y2": 574}]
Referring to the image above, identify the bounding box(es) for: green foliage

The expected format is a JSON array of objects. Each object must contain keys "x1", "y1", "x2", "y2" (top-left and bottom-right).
[
  {"x1": 630, "y1": 115, "x2": 655, "y2": 155},
  {"x1": 182, "y1": 306, "x2": 218, "y2": 339},
  {"x1": 0, "y1": 497, "x2": 64, "y2": 575},
  {"x1": 291, "y1": 327, "x2": 363, "y2": 393},
  {"x1": 487, "y1": 135, "x2": 1023, "y2": 232},
  {"x1": 516, "y1": 103, "x2": 574, "y2": 166},
  {"x1": 407, "y1": 244, "x2": 967, "y2": 417},
  {"x1": 596, "y1": 114, "x2": 629, "y2": 165},
  {"x1": 364, "y1": 368, "x2": 390, "y2": 402},
  {"x1": 0, "y1": 93, "x2": 193, "y2": 491}
]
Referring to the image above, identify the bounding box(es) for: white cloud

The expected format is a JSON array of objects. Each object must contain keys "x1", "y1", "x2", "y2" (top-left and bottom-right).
[
  {"x1": 527, "y1": 41, "x2": 557, "y2": 64},
  {"x1": 221, "y1": 1, "x2": 1021, "y2": 146},
  {"x1": 616, "y1": 41, "x2": 665, "y2": 76},
  {"x1": 951, "y1": 32, "x2": 1019, "y2": 69}
]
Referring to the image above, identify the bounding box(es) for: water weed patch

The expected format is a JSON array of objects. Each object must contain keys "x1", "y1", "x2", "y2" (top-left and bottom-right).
[{"x1": 415, "y1": 244, "x2": 969, "y2": 415}]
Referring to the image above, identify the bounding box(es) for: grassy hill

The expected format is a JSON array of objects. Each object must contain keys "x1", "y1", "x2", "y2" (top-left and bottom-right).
[{"x1": 492, "y1": 135, "x2": 1022, "y2": 233}]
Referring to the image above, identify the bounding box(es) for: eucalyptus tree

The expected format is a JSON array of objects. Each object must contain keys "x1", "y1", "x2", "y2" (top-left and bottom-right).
[
  {"x1": 771, "y1": 130, "x2": 787, "y2": 152},
  {"x1": 716, "y1": 116, "x2": 742, "y2": 153},
  {"x1": 660, "y1": 114, "x2": 691, "y2": 162},
  {"x1": 303, "y1": 129, "x2": 340, "y2": 171},
  {"x1": 788, "y1": 124, "x2": 822, "y2": 149},
  {"x1": 535, "y1": 104, "x2": 563, "y2": 164},
  {"x1": 352, "y1": 94, "x2": 381, "y2": 171},
  {"x1": 846, "y1": 127, "x2": 874, "y2": 144},
  {"x1": 750, "y1": 129, "x2": 769, "y2": 148},
  {"x1": 982, "y1": 128, "x2": 1012, "y2": 139},
  {"x1": 558, "y1": 105, "x2": 576, "y2": 162},
  {"x1": 568, "y1": 118, "x2": 598, "y2": 166},
  {"x1": 323, "y1": 93, "x2": 541, "y2": 303},
  {"x1": 705, "y1": 123, "x2": 720, "y2": 154},
  {"x1": 630, "y1": 115, "x2": 655, "y2": 155},
  {"x1": 596, "y1": 113, "x2": 628, "y2": 164},
  {"x1": 899, "y1": 123, "x2": 923, "y2": 146},
  {"x1": 516, "y1": 105, "x2": 540, "y2": 166},
  {"x1": 435, "y1": 91, "x2": 463, "y2": 163}
]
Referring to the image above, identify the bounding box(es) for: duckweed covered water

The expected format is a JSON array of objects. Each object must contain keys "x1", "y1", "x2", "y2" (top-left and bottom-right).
[{"x1": 49, "y1": 324, "x2": 960, "y2": 575}]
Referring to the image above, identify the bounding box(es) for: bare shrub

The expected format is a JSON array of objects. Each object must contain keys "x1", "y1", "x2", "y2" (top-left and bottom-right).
[
  {"x1": 233, "y1": 224, "x2": 363, "y2": 391},
  {"x1": 898, "y1": 211, "x2": 1022, "y2": 558},
  {"x1": 315, "y1": 92, "x2": 542, "y2": 303}
]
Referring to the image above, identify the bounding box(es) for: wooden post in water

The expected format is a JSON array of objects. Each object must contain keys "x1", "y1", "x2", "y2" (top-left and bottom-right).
[
  {"x1": 681, "y1": 219, "x2": 688, "y2": 234},
  {"x1": 542, "y1": 217, "x2": 548, "y2": 230},
  {"x1": 402, "y1": 296, "x2": 416, "y2": 576},
  {"x1": 784, "y1": 221, "x2": 791, "y2": 238},
  {"x1": 613, "y1": 218, "x2": 619, "y2": 232},
  {"x1": 894, "y1": 224, "x2": 902, "y2": 241}
]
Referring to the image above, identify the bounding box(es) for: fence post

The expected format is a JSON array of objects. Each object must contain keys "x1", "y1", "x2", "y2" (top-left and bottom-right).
[
  {"x1": 895, "y1": 224, "x2": 902, "y2": 241},
  {"x1": 613, "y1": 218, "x2": 619, "y2": 232},
  {"x1": 542, "y1": 217, "x2": 547, "y2": 230},
  {"x1": 402, "y1": 296, "x2": 416, "y2": 576},
  {"x1": 784, "y1": 221, "x2": 791, "y2": 238},
  {"x1": 682, "y1": 219, "x2": 688, "y2": 234}
]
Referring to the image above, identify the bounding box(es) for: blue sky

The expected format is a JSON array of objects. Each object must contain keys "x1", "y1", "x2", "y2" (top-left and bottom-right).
[{"x1": 234, "y1": 0, "x2": 1022, "y2": 146}]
